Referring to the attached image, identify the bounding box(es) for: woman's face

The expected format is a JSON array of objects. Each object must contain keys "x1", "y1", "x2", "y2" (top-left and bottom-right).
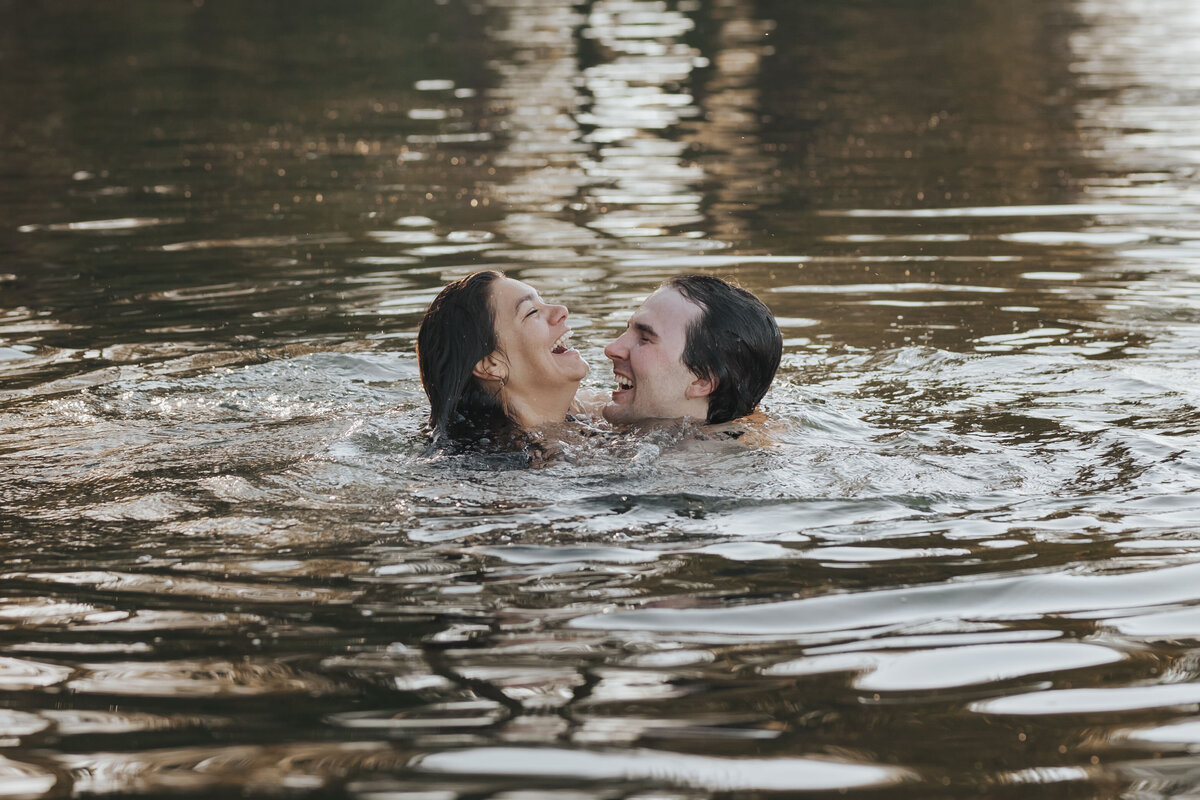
[{"x1": 488, "y1": 277, "x2": 589, "y2": 389}]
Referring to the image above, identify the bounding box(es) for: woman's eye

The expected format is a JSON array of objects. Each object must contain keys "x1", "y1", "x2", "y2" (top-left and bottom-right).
[{"x1": 524, "y1": 308, "x2": 538, "y2": 319}]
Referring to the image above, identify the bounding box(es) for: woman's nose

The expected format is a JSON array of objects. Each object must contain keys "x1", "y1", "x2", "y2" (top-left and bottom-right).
[{"x1": 549, "y1": 304, "x2": 568, "y2": 325}]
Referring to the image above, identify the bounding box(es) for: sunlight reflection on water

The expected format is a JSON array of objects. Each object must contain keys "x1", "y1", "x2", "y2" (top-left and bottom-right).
[{"x1": 1, "y1": 0, "x2": 1200, "y2": 797}]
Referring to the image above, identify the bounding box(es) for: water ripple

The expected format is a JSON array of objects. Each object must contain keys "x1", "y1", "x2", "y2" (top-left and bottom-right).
[
  {"x1": 0, "y1": 656, "x2": 73, "y2": 690},
  {"x1": 412, "y1": 746, "x2": 914, "y2": 792},
  {"x1": 9, "y1": 571, "x2": 356, "y2": 605},
  {"x1": 19, "y1": 217, "x2": 181, "y2": 232},
  {"x1": 852, "y1": 642, "x2": 1124, "y2": 692},
  {"x1": 67, "y1": 659, "x2": 344, "y2": 698},
  {"x1": 821, "y1": 204, "x2": 1185, "y2": 218},
  {"x1": 571, "y1": 561, "x2": 1200, "y2": 638},
  {"x1": 0, "y1": 756, "x2": 56, "y2": 797},
  {"x1": 973, "y1": 684, "x2": 1200, "y2": 716},
  {"x1": 60, "y1": 742, "x2": 406, "y2": 796}
]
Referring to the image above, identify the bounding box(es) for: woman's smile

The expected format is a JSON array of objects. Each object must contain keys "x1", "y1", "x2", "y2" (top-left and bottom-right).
[
  {"x1": 550, "y1": 329, "x2": 573, "y2": 354},
  {"x1": 490, "y1": 277, "x2": 589, "y2": 388}
]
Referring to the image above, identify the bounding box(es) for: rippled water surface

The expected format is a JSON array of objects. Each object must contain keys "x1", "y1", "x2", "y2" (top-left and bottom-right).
[{"x1": 4, "y1": 0, "x2": 1200, "y2": 797}]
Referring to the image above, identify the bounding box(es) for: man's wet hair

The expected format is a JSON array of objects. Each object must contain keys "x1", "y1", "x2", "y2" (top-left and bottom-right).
[{"x1": 665, "y1": 274, "x2": 782, "y2": 424}]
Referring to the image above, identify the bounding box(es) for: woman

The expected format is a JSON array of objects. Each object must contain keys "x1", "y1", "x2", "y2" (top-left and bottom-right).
[{"x1": 416, "y1": 270, "x2": 590, "y2": 444}]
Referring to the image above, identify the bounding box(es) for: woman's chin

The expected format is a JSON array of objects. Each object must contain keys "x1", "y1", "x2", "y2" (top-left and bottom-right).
[{"x1": 556, "y1": 350, "x2": 589, "y2": 382}]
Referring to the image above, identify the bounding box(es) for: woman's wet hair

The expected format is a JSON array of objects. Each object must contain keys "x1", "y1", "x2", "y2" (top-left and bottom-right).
[
  {"x1": 665, "y1": 274, "x2": 782, "y2": 424},
  {"x1": 416, "y1": 270, "x2": 512, "y2": 442}
]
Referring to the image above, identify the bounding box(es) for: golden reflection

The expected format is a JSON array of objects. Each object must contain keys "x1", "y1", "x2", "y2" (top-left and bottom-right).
[
  {"x1": 42, "y1": 708, "x2": 229, "y2": 736},
  {"x1": 454, "y1": 664, "x2": 585, "y2": 710},
  {"x1": 0, "y1": 655, "x2": 73, "y2": 689},
  {"x1": 1071, "y1": 0, "x2": 1200, "y2": 190},
  {"x1": 684, "y1": 0, "x2": 778, "y2": 242},
  {"x1": 483, "y1": 0, "x2": 597, "y2": 252},
  {"x1": 572, "y1": 713, "x2": 780, "y2": 745},
  {"x1": 62, "y1": 742, "x2": 405, "y2": 796},
  {"x1": 0, "y1": 709, "x2": 49, "y2": 737},
  {"x1": 480, "y1": 0, "x2": 777, "y2": 259},
  {"x1": 326, "y1": 699, "x2": 505, "y2": 731},
  {"x1": 15, "y1": 569, "x2": 356, "y2": 604},
  {"x1": 0, "y1": 599, "x2": 103, "y2": 626},
  {"x1": 580, "y1": 0, "x2": 707, "y2": 242},
  {"x1": 0, "y1": 756, "x2": 56, "y2": 796},
  {"x1": 413, "y1": 745, "x2": 915, "y2": 791},
  {"x1": 66, "y1": 658, "x2": 345, "y2": 698},
  {"x1": 994, "y1": 765, "x2": 1093, "y2": 786}
]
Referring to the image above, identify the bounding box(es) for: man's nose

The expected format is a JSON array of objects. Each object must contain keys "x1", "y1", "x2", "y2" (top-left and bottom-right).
[{"x1": 604, "y1": 332, "x2": 628, "y2": 360}]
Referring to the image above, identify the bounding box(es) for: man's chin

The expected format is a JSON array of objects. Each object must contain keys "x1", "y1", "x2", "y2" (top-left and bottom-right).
[{"x1": 601, "y1": 401, "x2": 639, "y2": 425}]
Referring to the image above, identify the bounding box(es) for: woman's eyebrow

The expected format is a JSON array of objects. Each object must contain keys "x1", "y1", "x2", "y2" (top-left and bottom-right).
[{"x1": 514, "y1": 292, "x2": 537, "y2": 313}]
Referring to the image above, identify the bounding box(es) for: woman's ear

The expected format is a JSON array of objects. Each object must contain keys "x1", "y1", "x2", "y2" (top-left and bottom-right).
[
  {"x1": 472, "y1": 353, "x2": 508, "y2": 385},
  {"x1": 685, "y1": 374, "x2": 716, "y2": 399}
]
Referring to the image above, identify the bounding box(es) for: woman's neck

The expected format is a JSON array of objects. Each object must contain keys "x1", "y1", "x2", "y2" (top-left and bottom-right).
[{"x1": 502, "y1": 383, "x2": 578, "y2": 428}]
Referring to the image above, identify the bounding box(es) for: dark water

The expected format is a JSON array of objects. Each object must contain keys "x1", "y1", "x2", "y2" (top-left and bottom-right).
[{"x1": 3, "y1": 0, "x2": 1200, "y2": 796}]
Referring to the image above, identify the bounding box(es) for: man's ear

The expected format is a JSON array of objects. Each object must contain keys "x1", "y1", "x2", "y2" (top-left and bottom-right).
[
  {"x1": 685, "y1": 374, "x2": 716, "y2": 399},
  {"x1": 472, "y1": 353, "x2": 508, "y2": 384}
]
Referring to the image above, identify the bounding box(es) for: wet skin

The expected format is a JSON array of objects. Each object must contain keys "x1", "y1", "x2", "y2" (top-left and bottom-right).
[
  {"x1": 480, "y1": 277, "x2": 589, "y2": 427},
  {"x1": 602, "y1": 286, "x2": 713, "y2": 425}
]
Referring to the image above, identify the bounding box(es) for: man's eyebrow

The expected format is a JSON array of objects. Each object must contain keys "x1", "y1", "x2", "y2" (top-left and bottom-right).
[{"x1": 632, "y1": 321, "x2": 657, "y2": 339}]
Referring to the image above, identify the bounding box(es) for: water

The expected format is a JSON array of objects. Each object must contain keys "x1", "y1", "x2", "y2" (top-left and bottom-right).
[{"x1": 3, "y1": 0, "x2": 1200, "y2": 796}]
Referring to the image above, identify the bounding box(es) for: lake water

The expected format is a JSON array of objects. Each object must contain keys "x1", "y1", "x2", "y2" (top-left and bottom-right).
[{"x1": 3, "y1": 0, "x2": 1200, "y2": 796}]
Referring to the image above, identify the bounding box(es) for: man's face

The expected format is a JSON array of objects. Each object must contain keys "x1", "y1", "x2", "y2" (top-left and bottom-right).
[{"x1": 602, "y1": 286, "x2": 710, "y2": 424}]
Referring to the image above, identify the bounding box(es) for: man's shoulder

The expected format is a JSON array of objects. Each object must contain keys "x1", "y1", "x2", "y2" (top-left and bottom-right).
[{"x1": 700, "y1": 410, "x2": 773, "y2": 446}]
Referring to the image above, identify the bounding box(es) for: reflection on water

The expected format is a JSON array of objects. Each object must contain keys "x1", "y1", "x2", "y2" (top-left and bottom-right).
[
  {"x1": 3, "y1": 0, "x2": 1200, "y2": 797},
  {"x1": 414, "y1": 746, "x2": 915, "y2": 791}
]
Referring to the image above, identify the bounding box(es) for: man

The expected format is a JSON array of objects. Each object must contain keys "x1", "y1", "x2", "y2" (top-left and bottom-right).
[{"x1": 603, "y1": 274, "x2": 782, "y2": 426}]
